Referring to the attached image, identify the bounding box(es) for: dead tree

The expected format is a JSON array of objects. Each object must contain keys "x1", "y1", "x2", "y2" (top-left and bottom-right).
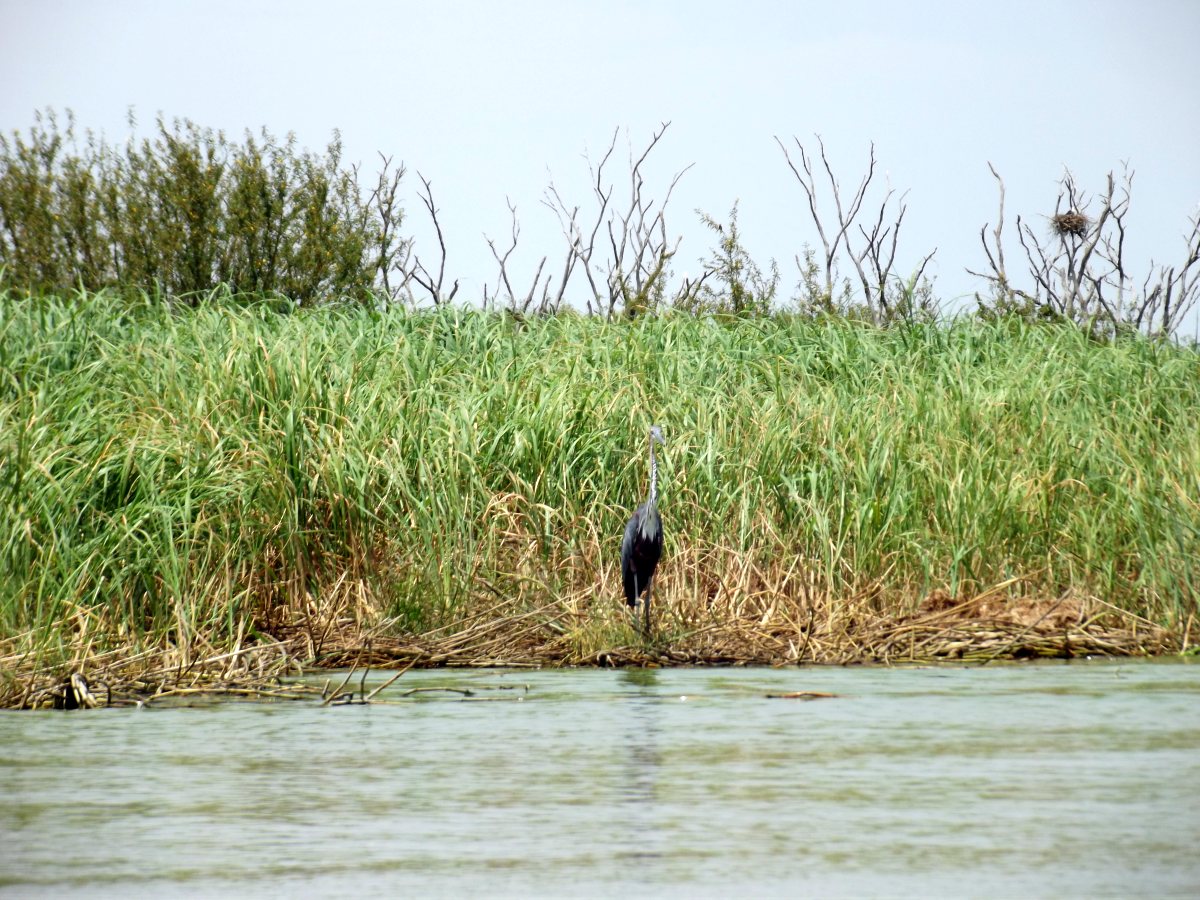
[
  {"x1": 858, "y1": 185, "x2": 936, "y2": 321},
  {"x1": 775, "y1": 135, "x2": 934, "y2": 322},
  {"x1": 482, "y1": 197, "x2": 556, "y2": 315},
  {"x1": 1139, "y1": 214, "x2": 1200, "y2": 336},
  {"x1": 397, "y1": 171, "x2": 458, "y2": 306},
  {"x1": 360, "y1": 152, "x2": 410, "y2": 303},
  {"x1": 971, "y1": 163, "x2": 1200, "y2": 336},
  {"x1": 543, "y1": 122, "x2": 700, "y2": 318}
]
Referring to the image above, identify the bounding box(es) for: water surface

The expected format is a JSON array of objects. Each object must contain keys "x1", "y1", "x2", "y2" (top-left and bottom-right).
[{"x1": 2, "y1": 661, "x2": 1198, "y2": 898}]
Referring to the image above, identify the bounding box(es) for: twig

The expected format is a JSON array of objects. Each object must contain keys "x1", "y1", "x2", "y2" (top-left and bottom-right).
[
  {"x1": 364, "y1": 657, "x2": 421, "y2": 702},
  {"x1": 321, "y1": 666, "x2": 358, "y2": 706}
]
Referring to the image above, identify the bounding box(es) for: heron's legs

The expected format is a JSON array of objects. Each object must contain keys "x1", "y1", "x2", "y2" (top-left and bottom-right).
[{"x1": 643, "y1": 578, "x2": 653, "y2": 639}]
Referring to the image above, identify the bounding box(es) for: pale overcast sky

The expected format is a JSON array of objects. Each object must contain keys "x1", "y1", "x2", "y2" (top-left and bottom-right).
[{"x1": 2, "y1": 0, "x2": 1198, "y2": 314}]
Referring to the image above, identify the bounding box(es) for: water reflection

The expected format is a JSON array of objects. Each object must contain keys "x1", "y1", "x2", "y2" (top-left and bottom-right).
[{"x1": 617, "y1": 667, "x2": 665, "y2": 867}]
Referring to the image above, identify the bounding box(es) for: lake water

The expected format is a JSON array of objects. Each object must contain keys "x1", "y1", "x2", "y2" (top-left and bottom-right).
[{"x1": 2, "y1": 661, "x2": 1198, "y2": 898}]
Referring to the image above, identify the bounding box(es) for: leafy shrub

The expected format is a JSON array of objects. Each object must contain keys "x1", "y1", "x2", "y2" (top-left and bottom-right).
[
  {"x1": 0, "y1": 109, "x2": 408, "y2": 305},
  {"x1": 678, "y1": 202, "x2": 779, "y2": 316}
]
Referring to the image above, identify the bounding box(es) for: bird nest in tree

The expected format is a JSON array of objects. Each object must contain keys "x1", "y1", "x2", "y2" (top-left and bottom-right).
[{"x1": 1051, "y1": 210, "x2": 1091, "y2": 238}]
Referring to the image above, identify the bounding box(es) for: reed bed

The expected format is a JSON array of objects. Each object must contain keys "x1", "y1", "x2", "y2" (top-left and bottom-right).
[{"x1": 1, "y1": 291, "x2": 1197, "y2": 706}]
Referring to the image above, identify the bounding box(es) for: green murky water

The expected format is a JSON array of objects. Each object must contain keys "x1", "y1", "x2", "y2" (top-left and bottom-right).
[{"x1": 2, "y1": 660, "x2": 1198, "y2": 898}]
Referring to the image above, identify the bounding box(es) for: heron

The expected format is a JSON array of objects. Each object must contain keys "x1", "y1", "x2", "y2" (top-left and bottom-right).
[{"x1": 620, "y1": 424, "x2": 664, "y2": 636}]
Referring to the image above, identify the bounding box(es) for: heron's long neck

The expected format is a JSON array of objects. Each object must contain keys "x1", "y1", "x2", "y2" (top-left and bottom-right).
[{"x1": 647, "y1": 441, "x2": 658, "y2": 507}]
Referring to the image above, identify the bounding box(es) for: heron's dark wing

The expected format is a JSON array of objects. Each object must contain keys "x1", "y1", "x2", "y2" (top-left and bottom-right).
[
  {"x1": 620, "y1": 503, "x2": 663, "y2": 605},
  {"x1": 620, "y1": 512, "x2": 640, "y2": 605}
]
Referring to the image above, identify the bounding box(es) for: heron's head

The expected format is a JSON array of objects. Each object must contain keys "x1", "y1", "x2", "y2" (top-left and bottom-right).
[{"x1": 649, "y1": 424, "x2": 665, "y2": 446}]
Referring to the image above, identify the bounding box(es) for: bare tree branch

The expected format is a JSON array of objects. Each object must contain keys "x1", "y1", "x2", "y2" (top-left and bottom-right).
[
  {"x1": 973, "y1": 162, "x2": 1199, "y2": 336},
  {"x1": 777, "y1": 135, "x2": 935, "y2": 321},
  {"x1": 364, "y1": 152, "x2": 409, "y2": 303},
  {"x1": 399, "y1": 171, "x2": 458, "y2": 306},
  {"x1": 541, "y1": 129, "x2": 618, "y2": 315},
  {"x1": 967, "y1": 162, "x2": 1022, "y2": 303},
  {"x1": 543, "y1": 122, "x2": 691, "y2": 318},
  {"x1": 484, "y1": 197, "x2": 550, "y2": 315},
  {"x1": 775, "y1": 135, "x2": 838, "y2": 300}
]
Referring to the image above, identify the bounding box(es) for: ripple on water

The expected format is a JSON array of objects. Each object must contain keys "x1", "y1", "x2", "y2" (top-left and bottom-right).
[{"x1": 1, "y1": 660, "x2": 1197, "y2": 898}]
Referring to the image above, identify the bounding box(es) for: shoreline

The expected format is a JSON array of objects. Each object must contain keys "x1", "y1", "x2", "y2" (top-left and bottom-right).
[{"x1": 5, "y1": 608, "x2": 1186, "y2": 710}]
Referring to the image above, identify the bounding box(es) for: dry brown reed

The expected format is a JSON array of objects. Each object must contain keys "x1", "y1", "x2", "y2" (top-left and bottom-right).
[
  {"x1": 2, "y1": 640, "x2": 321, "y2": 710},
  {"x1": 3, "y1": 587, "x2": 1178, "y2": 710},
  {"x1": 2, "y1": 523, "x2": 1186, "y2": 710}
]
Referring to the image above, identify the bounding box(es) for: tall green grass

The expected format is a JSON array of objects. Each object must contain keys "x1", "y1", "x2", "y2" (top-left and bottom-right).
[{"x1": 1, "y1": 290, "x2": 1197, "y2": 665}]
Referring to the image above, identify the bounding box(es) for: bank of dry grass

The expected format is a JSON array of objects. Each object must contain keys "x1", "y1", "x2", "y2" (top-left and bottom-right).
[{"x1": 1, "y1": 292, "x2": 1197, "y2": 707}]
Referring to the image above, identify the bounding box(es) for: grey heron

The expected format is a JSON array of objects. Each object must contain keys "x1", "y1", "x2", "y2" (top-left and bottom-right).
[{"x1": 620, "y1": 424, "x2": 664, "y2": 636}]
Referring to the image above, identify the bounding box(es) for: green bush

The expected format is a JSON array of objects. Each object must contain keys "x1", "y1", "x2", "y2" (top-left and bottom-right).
[
  {"x1": 678, "y1": 202, "x2": 779, "y2": 316},
  {"x1": 0, "y1": 109, "x2": 408, "y2": 304}
]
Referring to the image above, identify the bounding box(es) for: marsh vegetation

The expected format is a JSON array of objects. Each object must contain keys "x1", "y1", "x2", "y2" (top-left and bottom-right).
[
  {"x1": 2, "y1": 112, "x2": 1198, "y2": 707},
  {"x1": 1, "y1": 294, "x2": 1196, "y2": 706}
]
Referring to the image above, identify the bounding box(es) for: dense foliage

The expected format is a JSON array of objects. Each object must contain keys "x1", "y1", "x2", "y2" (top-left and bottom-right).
[{"x1": 0, "y1": 110, "x2": 407, "y2": 304}]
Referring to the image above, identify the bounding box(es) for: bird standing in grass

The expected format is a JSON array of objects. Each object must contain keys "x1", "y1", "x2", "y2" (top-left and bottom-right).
[{"x1": 621, "y1": 424, "x2": 664, "y2": 636}]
